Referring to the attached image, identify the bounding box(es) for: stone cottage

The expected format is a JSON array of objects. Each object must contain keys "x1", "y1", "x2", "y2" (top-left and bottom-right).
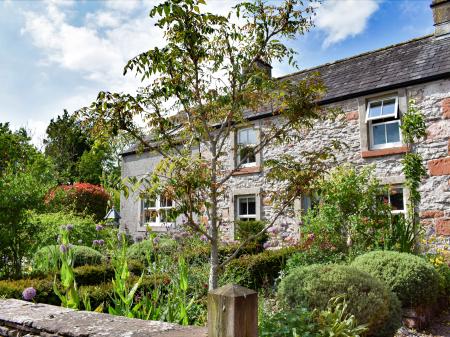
[{"x1": 120, "y1": 0, "x2": 450, "y2": 247}]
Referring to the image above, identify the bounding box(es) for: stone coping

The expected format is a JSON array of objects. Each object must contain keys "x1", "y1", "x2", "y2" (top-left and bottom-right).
[{"x1": 0, "y1": 299, "x2": 207, "y2": 337}]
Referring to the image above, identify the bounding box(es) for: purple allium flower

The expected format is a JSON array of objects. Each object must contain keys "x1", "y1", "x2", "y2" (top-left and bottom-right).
[
  {"x1": 66, "y1": 224, "x2": 74, "y2": 231},
  {"x1": 95, "y1": 224, "x2": 104, "y2": 231},
  {"x1": 22, "y1": 287, "x2": 36, "y2": 301},
  {"x1": 59, "y1": 244, "x2": 68, "y2": 254},
  {"x1": 263, "y1": 242, "x2": 271, "y2": 249},
  {"x1": 280, "y1": 232, "x2": 289, "y2": 238},
  {"x1": 153, "y1": 237, "x2": 160, "y2": 245},
  {"x1": 93, "y1": 239, "x2": 105, "y2": 246},
  {"x1": 200, "y1": 235, "x2": 208, "y2": 242},
  {"x1": 267, "y1": 226, "x2": 279, "y2": 235}
]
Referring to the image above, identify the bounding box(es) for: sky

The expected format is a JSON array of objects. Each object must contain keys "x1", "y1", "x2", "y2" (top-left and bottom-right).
[{"x1": 0, "y1": 0, "x2": 434, "y2": 149}]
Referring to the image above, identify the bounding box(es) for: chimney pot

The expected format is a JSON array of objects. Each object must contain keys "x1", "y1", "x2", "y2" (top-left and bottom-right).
[
  {"x1": 254, "y1": 57, "x2": 272, "y2": 78},
  {"x1": 431, "y1": 0, "x2": 450, "y2": 38}
]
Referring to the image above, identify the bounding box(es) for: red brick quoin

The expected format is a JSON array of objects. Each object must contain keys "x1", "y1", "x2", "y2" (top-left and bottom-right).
[
  {"x1": 420, "y1": 210, "x2": 445, "y2": 218},
  {"x1": 436, "y1": 218, "x2": 450, "y2": 236},
  {"x1": 428, "y1": 156, "x2": 450, "y2": 176}
]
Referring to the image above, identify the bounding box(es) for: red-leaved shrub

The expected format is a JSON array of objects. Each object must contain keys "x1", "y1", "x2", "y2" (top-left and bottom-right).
[{"x1": 46, "y1": 183, "x2": 110, "y2": 220}]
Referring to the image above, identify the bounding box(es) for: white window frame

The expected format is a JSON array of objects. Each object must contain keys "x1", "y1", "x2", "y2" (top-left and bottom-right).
[
  {"x1": 236, "y1": 128, "x2": 257, "y2": 168},
  {"x1": 365, "y1": 97, "x2": 399, "y2": 122},
  {"x1": 369, "y1": 119, "x2": 403, "y2": 150},
  {"x1": 142, "y1": 195, "x2": 174, "y2": 227},
  {"x1": 236, "y1": 195, "x2": 257, "y2": 221},
  {"x1": 385, "y1": 185, "x2": 406, "y2": 215}
]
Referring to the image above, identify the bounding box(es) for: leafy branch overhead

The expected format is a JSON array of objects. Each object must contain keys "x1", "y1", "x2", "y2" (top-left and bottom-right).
[{"x1": 79, "y1": 0, "x2": 340, "y2": 290}]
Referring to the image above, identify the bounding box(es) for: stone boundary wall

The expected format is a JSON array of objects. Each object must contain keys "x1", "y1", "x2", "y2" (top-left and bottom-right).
[{"x1": 0, "y1": 299, "x2": 207, "y2": 337}]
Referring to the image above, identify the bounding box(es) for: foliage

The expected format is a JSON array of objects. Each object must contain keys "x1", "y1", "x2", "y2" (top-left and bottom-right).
[
  {"x1": 285, "y1": 249, "x2": 347, "y2": 273},
  {"x1": 45, "y1": 183, "x2": 110, "y2": 220},
  {"x1": 31, "y1": 212, "x2": 99, "y2": 250},
  {"x1": 235, "y1": 220, "x2": 268, "y2": 246},
  {"x1": 314, "y1": 296, "x2": 367, "y2": 337},
  {"x1": 300, "y1": 165, "x2": 392, "y2": 256},
  {"x1": 79, "y1": 0, "x2": 340, "y2": 289},
  {"x1": 399, "y1": 99, "x2": 427, "y2": 252},
  {"x1": 127, "y1": 237, "x2": 178, "y2": 265},
  {"x1": 384, "y1": 215, "x2": 416, "y2": 253},
  {"x1": 43, "y1": 110, "x2": 92, "y2": 184},
  {"x1": 0, "y1": 123, "x2": 55, "y2": 278},
  {"x1": 351, "y1": 250, "x2": 441, "y2": 307},
  {"x1": 278, "y1": 264, "x2": 401, "y2": 337},
  {"x1": 220, "y1": 247, "x2": 296, "y2": 289},
  {"x1": 32, "y1": 245, "x2": 104, "y2": 274},
  {"x1": 259, "y1": 305, "x2": 318, "y2": 337}
]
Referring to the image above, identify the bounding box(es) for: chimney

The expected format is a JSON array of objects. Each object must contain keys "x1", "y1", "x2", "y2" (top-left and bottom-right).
[
  {"x1": 254, "y1": 57, "x2": 272, "y2": 78},
  {"x1": 431, "y1": 0, "x2": 450, "y2": 38}
]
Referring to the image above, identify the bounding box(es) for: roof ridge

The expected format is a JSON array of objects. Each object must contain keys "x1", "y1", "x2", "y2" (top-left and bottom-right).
[{"x1": 276, "y1": 34, "x2": 434, "y2": 80}]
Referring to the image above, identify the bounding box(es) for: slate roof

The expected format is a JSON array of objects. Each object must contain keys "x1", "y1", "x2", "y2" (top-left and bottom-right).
[
  {"x1": 122, "y1": 34, "x2": 450, "y2": 156},
  {"x1": 278, "y1": 35, "x2": 450, "y2": 104}
]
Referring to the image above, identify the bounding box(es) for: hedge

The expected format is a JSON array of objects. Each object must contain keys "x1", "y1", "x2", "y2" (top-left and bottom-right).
[
  {"x1": 278, "y1": 264, "x2": 401, "y2": 337},
  {"x1": 32, "y1": 245, "x2": 104, "y2": 273},
  {"x1": 220, "y1": 247, "x2": 297, "y2": 289},
  {"x1": 351, "y1": 251, "x2": 441, "y2": 307}
]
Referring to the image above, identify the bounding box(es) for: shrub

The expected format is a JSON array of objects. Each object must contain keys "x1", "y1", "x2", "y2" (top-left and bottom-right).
[
  {"x1": 32, "y1": 245, "x2": 104, "y2": 273},
  {"x1": 31, "y1": 212, "x2": 98, "y2": 249},
  {"x1": 259, "y1": 306, "x2": 318, "y2": 337},
  {"x1": 0, "y1": 276, "x2": 59, "y2": 305},
  {"x1": 301, "y1": 165, "x2": 392, "y2": 256},
  {"x1": 45, "y1": 183, "x2": 110, "y2": 220},
  {"x1": 221, "y1": 247, "x2": 296, "y2": 289},
  {"x1": 127, "y1": 237, "x2": 178, "y2": 265},
  {"x1": 351, "y1": 251, "x2": 441, "y2": 307},
  {"x1": 235, "y1": 220, "x2": 268, "y2": 245},
  {"x1": 285, "y1": 249, "x2": 347, "y2": 273},
  {"x1": 278, "y1": 264, "x2": 401, "y2": 337}
]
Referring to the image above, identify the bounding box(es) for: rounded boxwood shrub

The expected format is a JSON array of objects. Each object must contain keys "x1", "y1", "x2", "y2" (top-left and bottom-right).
[
  {"x1": 278, "y1": 264, "x2": 401, "y2": 337},
  {"x1": 32, "y1": 245, "x2": 104, "y2": 273},
  {"x1": 351, "y1": 251, "x2": 441, "y2": 307}
]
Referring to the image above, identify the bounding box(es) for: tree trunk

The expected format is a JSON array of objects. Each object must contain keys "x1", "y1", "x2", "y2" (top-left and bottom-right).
[{"x1": 209, "y1": 142, "x2": 219, "y2": 290}]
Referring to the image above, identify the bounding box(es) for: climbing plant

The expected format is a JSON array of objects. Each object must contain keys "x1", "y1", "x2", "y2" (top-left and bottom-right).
[{"x1": 399, "y1": 99, "x2": 427, "y2": 252}]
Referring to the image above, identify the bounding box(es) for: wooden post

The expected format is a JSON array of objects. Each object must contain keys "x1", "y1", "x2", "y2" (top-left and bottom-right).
[{"x1": 208, "y1": 284, "x2": 258, "y2": 337}]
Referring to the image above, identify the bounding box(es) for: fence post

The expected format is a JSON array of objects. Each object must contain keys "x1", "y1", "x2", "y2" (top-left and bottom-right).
[{"x1": 208, "y1": 284, "x2": 258, "y2": 337}]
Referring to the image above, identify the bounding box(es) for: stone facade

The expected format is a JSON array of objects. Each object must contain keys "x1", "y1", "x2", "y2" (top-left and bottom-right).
[{"x1": 121, "y1": 78, "x2": 450, "y2": 250}]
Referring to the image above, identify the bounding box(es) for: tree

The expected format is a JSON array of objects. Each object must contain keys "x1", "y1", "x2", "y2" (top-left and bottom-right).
[
  {"x1": 0, "y1": 124, "x2": 55, "y2": 277},
  {"x1": 80, "y1": 0, "x2": 340, "y2": 289},
  {"x1": 44, "y1": 110, "x2": 92, "y2": 184}
]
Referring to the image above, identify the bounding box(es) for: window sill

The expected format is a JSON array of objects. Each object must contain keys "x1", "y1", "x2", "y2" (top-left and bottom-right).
[
  {"x1": 361, "y1": 146, "x2": 408, "y2": 158},
  {"x1": 232, "y1": 166, "x2": 261, "y2": 176}
]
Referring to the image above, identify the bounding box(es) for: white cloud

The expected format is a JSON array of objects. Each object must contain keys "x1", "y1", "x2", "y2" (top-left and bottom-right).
[{"x1": 315, "y1": 0, "x2": 379, "y2": 48}]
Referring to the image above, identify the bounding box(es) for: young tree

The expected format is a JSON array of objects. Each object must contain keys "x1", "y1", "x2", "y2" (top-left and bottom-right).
[{"x1": 80, "y1": 0, "x2": 339, "y2": 289}]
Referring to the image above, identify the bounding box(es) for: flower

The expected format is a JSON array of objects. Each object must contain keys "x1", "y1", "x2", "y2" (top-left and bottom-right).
[
  {"x1": 153, "y1": 237, "x2": 160, "y2": 245},
  {"x1": 22, "y1": 287, "x2": 36, "y2": 301},
  {"x1": 93, "y1": 239, "x2": 105, "y2": 246},
  {"x1": 95, "y1": 224, "x2": 104, "y2": 231},
  {"x1": 66, "y1": 224, "x2": 74, "y2": 231},
  {"x1": 59, "y1": 244, "x2": 68, "y2": 253},
  {"x1": 200, "y1": 235, "x2": 208, "y2": 242},
  {"x1": 263, "y1": 242, "x2": 271, "y2": 249}
]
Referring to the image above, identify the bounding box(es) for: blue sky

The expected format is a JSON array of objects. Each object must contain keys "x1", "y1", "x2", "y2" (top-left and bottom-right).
[{"x1": 0, "y1": 0, "x2": 434, "y2": 148}]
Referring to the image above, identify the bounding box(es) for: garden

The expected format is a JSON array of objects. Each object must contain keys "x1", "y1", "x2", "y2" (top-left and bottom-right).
[{"x1": 1, "y1": 1, "x2": 449, "y2": 336}]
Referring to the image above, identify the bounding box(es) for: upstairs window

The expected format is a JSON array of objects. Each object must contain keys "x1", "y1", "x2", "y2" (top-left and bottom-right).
[
  {"x1": 142, "y1": 195, "x2": 173, "y2": 226},
  {"x1": 237, "y1": 128, "x2": 257, "y2": 167},
  {"x1": 366, "y1": 97, "x2": 402, "y2": 149},
  {"x1": 236, "y1": 196, "x2": 256, "y2": 221}
]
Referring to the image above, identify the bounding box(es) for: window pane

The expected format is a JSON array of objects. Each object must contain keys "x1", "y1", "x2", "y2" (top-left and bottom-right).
[
  {"x1": 145, "y1": 209, "x2": 157, "y2": 223},
  {"x1": 368, "y1": 101, "x2": 382, "y2": 118},
  {"x1": 390, "y1": 187, "x2": 404, "y2": 211},
  {"x1": 247, "y1": 129, "x2": 257, "y2": 144},
  {"x1": 145, "y1": 198, "x2": 156, "y2": 208},
  {"x1": 247, "y1": 197, "x2": 256, "y2": 215},
  {"x1": 240, "y1": 147, "x2": 256, "y2": 164},
  {"x1": 372, "y1": 124, "x2": 386, "y2": 145},
  {"x1": 239, "y1": 198, "x2": 248, "y2": 215},
  {"x1": 382, "y1": 99, "x2": 396, "y2": 116},
  {"x1": 386, "y1": 122, "x2": 400, "y2": 143},
  {"x1": 238, "y1": 129, "x2": 248, "y2": 145}
]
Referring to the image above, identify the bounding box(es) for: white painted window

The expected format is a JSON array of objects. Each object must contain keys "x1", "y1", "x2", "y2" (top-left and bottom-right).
[
  {"x1": 383, "y1": 186, "x2": 406, "y2": 215},
  {"x1": 236, "y1": 196, "x2": 256, "y2": 221},
  {"x1": 366, "y1": 97, "x2": 402, "y2": 149},
  {"x1": 237, "y1": 128, "x2": 257, "y2": 167},
  {"x1": 142, "y1": 195, "x2": 174, "y2": 226}
]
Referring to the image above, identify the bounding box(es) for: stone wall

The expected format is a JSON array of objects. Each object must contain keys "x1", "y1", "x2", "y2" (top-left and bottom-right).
[
  {"x1": 0, "y1": 299, "x2": 206, "y2": 337},
  {"x1": 120, "y1": 78, "x2": 450, "y2": 250}
]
